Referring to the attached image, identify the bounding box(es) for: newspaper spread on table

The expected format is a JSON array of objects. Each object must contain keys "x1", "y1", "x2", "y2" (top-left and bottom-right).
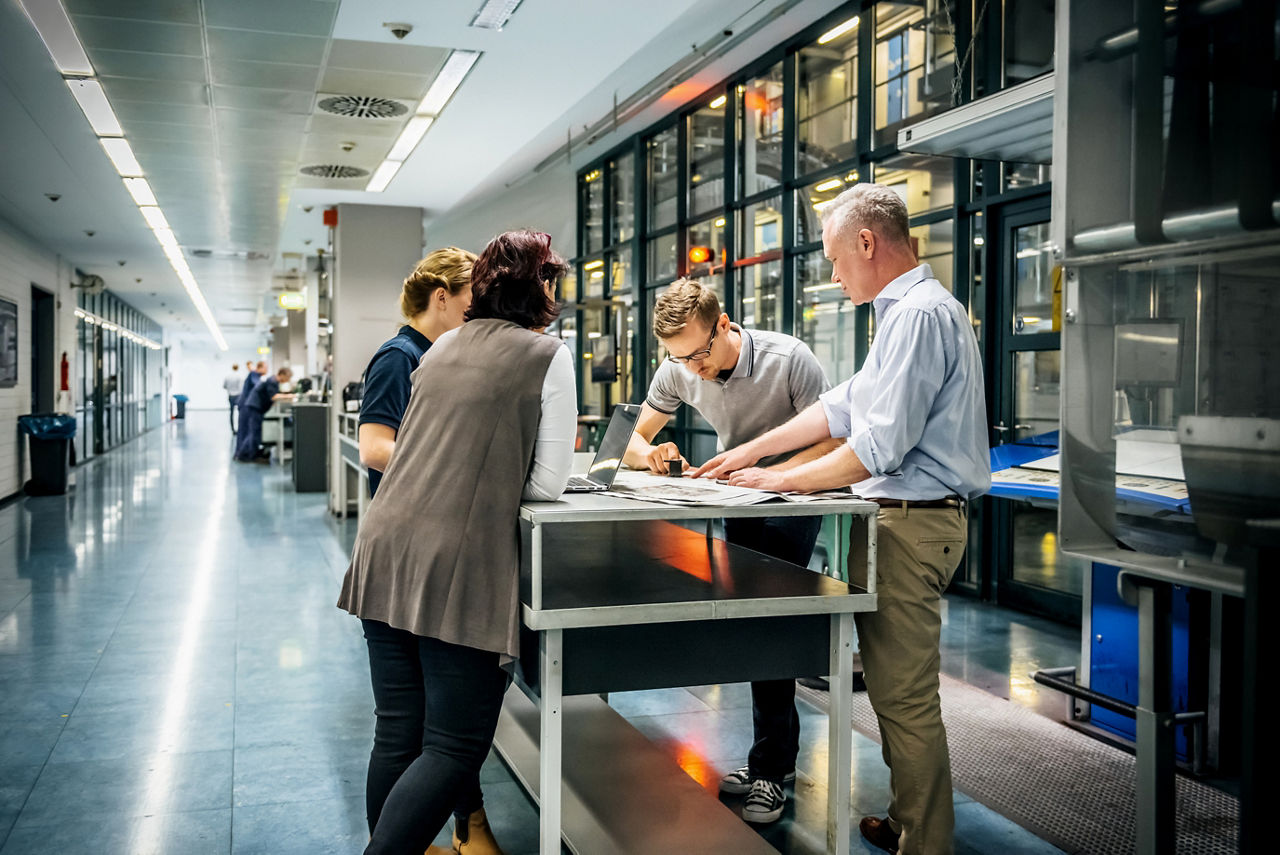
[{"x1": 601, "y1": 469, "x2": 853, "y2": 506}]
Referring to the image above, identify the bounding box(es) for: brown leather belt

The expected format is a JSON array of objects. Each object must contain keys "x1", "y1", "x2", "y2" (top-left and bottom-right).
[{"x1": 862, "y1": 496, "x2": 961, "y2": 509}]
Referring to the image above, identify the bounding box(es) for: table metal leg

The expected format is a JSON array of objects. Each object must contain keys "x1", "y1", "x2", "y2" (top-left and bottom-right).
[
  {"x1": 827, "y1": 612, "x2": 854, "y2": 855},
  {"x1": 1135, "y1": 582, "x2": 1174, "y2": 855},
  {"x1": 539, "y1": 628, "x2": 564, "y2": 854}
]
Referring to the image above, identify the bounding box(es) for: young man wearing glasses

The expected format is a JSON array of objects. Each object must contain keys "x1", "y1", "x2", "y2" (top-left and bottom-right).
[{"x1": 621, "y1": 277, "x2": 838, "y2": 825}]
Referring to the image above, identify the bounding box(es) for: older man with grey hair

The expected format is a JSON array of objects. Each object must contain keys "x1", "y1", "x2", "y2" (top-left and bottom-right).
[{"x1": 695, "y1": 182, "x2": 990, "y2": 855}]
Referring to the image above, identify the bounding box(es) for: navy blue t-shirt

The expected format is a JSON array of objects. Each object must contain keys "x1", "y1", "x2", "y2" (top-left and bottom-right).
[
  {"x1": 359, "y1": 325, "x2": 431, "y2": 496},
  {"x1": 248, "y1": 376, "x2": 279, "y2": 413}
]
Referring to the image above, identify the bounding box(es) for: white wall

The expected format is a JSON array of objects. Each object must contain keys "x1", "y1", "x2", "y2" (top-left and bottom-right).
[
  {"x1": 0, "y1": 215, "x2": 79, "y2": 499},
  {"x1": 423, "y1": 158, "x2": 575, "y2": 257},
  {"x1": 169, "y1": 338, "x2": 244, "y2": 411}
]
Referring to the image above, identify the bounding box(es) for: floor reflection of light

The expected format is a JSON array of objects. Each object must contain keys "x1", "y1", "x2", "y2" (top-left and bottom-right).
[
  {"x1": 278, "y1": 641, "x2": 303, "y2": 669},
  {"x1": 674, "y1": 741, "x2": 713, "y2": 787},
  {"x1": 127, "y1": 462, "x2": 227, "y2": 852}
]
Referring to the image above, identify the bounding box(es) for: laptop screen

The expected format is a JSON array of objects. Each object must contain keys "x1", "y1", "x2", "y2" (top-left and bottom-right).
[{"x1": 585, "y1": 403, "x2": 641, "y2": 486}]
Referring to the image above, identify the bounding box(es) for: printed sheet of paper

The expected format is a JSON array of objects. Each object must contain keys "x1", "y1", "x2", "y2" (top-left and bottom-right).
[{"x1": 602, "y1": 470, "x2": 854, "y2": 506}]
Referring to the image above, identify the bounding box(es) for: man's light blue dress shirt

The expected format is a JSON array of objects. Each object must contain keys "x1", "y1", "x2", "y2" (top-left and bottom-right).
[{"x1": 819, "y1": 263, "x2": 991, "y2": 500}]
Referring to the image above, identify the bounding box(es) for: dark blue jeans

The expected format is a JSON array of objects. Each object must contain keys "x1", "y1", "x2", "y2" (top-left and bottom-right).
[
  {"x1": 228, "y1": 395, "x2": 238, "y2": 433},
  {"x1": 362, "y1": 619, "x2": 511, "y2": 854},
  {"x1": 724, "y1": 514, "x2": 822, "y2": 783}
]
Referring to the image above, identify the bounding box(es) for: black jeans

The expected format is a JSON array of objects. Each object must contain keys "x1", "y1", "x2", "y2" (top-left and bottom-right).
[
  {"x1": 723, "y1": 514, "x2": 822, "y2": 783},
  {"x1": 362, "y1": 619, "x2": 511, "y2": 854},
  {"x1": 228, "y1": 395, "x2": 238, "y2": 433}
]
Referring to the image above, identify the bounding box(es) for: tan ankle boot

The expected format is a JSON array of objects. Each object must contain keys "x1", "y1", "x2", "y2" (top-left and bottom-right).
[
  {"x1": 452, "y1": 807, "x2": 505, "y2": 855},
  {"x1": 424, "y1": 847, "x2": 454, "y2": 855}
]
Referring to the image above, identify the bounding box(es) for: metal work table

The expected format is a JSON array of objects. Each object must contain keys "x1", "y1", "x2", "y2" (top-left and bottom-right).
[
  {"x1": 498, "y1": 491, "x2": 879, "y2": 855},
  {"x1": 334, "y1": 412, "x2": 369, "y2": 523}
]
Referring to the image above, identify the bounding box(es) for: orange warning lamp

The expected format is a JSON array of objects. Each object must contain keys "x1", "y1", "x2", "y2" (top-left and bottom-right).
[{"x1": 688, "y1": 245, "x2": 712, "y2": 264}]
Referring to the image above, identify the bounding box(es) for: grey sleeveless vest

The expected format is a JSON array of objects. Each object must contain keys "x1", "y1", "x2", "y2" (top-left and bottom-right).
[{"x1": 338, "y1": 319, "x2": 565, "y2": 664}]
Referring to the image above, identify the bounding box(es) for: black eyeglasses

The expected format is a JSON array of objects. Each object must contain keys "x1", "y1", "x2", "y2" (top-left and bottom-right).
[{"x1": 667, "y1": 326, "x2": 717, "y2": 364}]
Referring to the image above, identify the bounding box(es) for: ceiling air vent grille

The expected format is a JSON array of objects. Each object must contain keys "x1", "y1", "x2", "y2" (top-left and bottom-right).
[
  {"x1": 317, "y1": 95, "x2": 408, "y2": 119},
  {"x1": 300, "y1": 164, "x2": 370, "y2": 179}
]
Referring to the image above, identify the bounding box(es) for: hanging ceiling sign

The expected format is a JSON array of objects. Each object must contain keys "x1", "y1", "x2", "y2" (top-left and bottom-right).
[{"x1": 278, "y1": 291, "x2": 306, "y2": 310}]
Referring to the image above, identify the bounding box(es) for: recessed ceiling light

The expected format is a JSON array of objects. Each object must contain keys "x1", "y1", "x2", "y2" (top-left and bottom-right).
[
  {"x1": 366, "y1": 160, "x2": 402, "y2": 193},
  {"x1": 100, "y1": 138, "x2": 143, "y2": 177},
  {"x1": 417, "y1": 50, "x2": 480, "y2": 116},
  {"x1": 18, "y1": 0, "x2": 93, "y2": 74},
  {"x1": 66, "y1": 79, "x2": 122, "y2": 136},
  {"x1": 123, "y1": 178, "x2": 157, "y2": 206},
  {"x1": 817, "y1": 16, "x2": 859, "y2": 45},
  {"x1": 385, "y1": 115, "x2": 433, "y2": 162}
]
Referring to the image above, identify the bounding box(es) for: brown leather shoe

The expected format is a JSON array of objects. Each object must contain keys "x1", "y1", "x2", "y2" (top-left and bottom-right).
[
  {"x1": 452, "y1": 807, "x2": 505, "y2": 855},
  {"x1": 859, "y1": 816, "x2": 900, "y2": 853}
]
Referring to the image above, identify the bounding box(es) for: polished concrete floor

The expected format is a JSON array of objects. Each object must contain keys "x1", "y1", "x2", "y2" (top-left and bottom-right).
[{"x1": 1, "y1": 412, "x2": 1072, "y2": 854}]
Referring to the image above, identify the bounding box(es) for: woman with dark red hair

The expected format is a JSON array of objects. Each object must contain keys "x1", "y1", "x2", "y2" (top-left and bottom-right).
[{"x1": 338, "y1": 229, "x2": 576, "y2": 855}]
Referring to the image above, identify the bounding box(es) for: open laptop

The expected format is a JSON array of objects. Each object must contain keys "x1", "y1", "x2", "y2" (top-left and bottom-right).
[{"x1": 564, "y1": 403, "x2": 642, "y2": 492}]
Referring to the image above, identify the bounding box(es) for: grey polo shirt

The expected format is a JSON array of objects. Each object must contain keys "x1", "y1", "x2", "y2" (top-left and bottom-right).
[{"x1": 646, "y1": 324, "x2": 830, "y2": 466}]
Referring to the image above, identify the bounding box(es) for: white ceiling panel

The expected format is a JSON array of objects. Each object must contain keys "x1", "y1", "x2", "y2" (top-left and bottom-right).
[
  {"x1": 317, "y1": 68, "x2": 429, "y2": 101},
  {"x1": 206, "y1": 28, "x2": 328, "y2": 64},
  {"x1": 73, "y1": 16, "x2": 204, "y2": 56},
  {"x1": 123, "y1": 121, "x2": 216, "y2": 143},
  {"x1": 212, "y1": 85, "x2": 314, "y2": 113},
  {"x1": 209, "y1": 59, "x2": 322, "y2": 92},
  {"x1": 87, "y1": 49, "x2": 208, "y2": 82},
  {"x1": 307, "y1": 110, "x2": 401, "y2": 137},
  {"x1": 214, "y1": 108, "x2": 308, "y2": 132},
  {"x1": 105, "y1": 77, "x2": 209, "y2": 107},
  {"x1": 65, "y1": 0, "x2": 201, "y2": 24},
  {"x1": 112, "y1": 101, "x2": 212, "y2": 126},
  {"x1": 203, "y1": 0, "x2": 338, "y2": 37},
  {"x1": 325, "y1": 39, "x2": 448, "y2": 74}
]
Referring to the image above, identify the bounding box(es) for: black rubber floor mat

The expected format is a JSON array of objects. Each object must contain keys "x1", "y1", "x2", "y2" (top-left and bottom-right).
[{"x1": 796, "y1": 674, "x2": 1238, "y2": 854}]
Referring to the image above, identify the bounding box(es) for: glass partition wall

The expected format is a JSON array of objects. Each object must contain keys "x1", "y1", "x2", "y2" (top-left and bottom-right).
[
  {"x1": 74, "y1": 290, "x2": 165, "y2": 460},
  {"x1": 571, "y1": 0, "x2": 1057, "y2": 601}
]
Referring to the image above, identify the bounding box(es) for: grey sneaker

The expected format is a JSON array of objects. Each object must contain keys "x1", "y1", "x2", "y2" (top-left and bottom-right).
[
  {"x1": 742, "y1": 778, "x2": 786, "y2": 824},
  {"x1": 718, "y1": 765, "x2": 796, "y2": 795}
]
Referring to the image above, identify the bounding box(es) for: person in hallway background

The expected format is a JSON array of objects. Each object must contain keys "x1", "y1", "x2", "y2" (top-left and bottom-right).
[
  {"x1": 233, "y1": 360, "x2": 266, "y2": 452},
  {"x1": 620, "y1": 278, "x2": 838, "y2": 826},
  {"x1": 234, "y1": 366, "x2": 293, "y2": 463},
  {"x1": 338, "y1": 230, "x2": 575, "y2": 855},
  {"x1": 695, "y1": 183, "x2": 990, "y2": 855},
  {"x1": 223, "y1": 362, "x2": 243, "y2": 434},
  {"x1": 359, "y1": 246, "x2": 477, "y2": 498}
]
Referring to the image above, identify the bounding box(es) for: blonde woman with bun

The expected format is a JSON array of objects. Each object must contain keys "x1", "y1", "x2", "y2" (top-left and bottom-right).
[{"x1": 358, "y1": 247, "x2": 476, "y2": 496}]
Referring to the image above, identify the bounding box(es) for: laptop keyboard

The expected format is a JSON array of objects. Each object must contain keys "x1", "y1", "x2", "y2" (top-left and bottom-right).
[{"x1": 566, "y1": 475, "x2": 600, "y2": 489}]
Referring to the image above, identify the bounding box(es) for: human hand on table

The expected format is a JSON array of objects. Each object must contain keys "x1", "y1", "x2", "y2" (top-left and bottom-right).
[
  {"x1": 645, "y1": 441, "x2": 689, "y2": 475},
  {"x1": 726, "y1": 467, "x2": 790, "y2": 491},
  {"x1": 690, "y1": 445, "x2": 761, "y2": 480}
]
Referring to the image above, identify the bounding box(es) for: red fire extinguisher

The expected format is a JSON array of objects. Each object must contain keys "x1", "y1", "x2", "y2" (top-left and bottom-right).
[{"x1": 60, "y1": 352, "x2": 70, "y2": 391}]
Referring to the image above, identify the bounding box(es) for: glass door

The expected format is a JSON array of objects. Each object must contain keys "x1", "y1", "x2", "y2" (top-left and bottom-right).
[{"x1": 987, "y1": 198, "x2": 1084, "y2": 622}]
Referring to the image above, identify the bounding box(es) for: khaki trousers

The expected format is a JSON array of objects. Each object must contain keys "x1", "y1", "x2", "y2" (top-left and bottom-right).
[{"x1": 849, "y1": 504, "x2": 967, "y2": 855}]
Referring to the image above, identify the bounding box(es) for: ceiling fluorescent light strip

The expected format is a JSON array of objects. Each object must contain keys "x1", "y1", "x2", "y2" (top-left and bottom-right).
[
  {"x1": 139, "y1": 206, "x2": 169, "y2": 230},
  {"x1": 366, "y1": 160, "x2": 403, "y2": 193},
  {"x1": 418, "y1": 51, "x2": 480, "y2": 116},
  {"x1": 818, "y1": 15, "x2": 860, "y2": 45},
  {"x1": 18, "y1": 0, "x2": 92, "y2": 74},
  {"x1": 66, "y1": 79, "x2": 122, "y2": 135},
  {"x1": 469, "y1": 0, "x2": 523, "y2": 30},
  {"x1": 385, "y1": 115, "x2": 433, "y2": 162},
  {"x1": 24, "y1": 0, "x2": 227, "y2": 351},
  {"x1": 123, "y1": 178, "x2": 157, "y2": 206},
  {"x1": 367, "y1": 50, "x2": 480, "y2": 192}
]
